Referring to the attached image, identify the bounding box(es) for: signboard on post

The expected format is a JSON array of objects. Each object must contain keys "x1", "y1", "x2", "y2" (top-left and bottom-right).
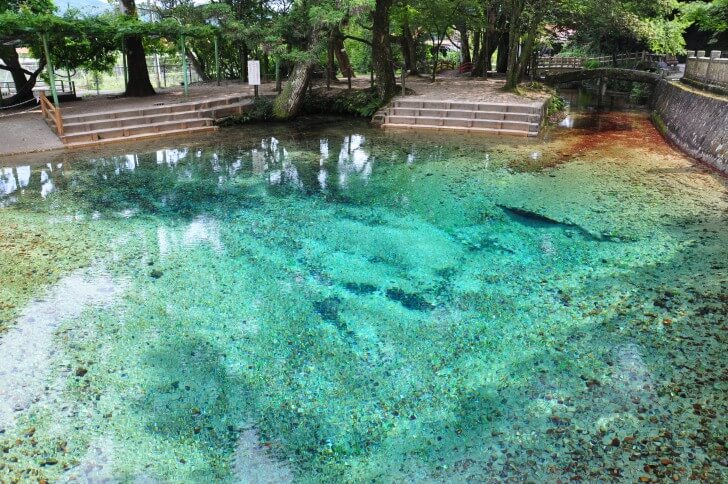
[{"x1": 247, "y1": 60, "x2": 261, "y2": 97}]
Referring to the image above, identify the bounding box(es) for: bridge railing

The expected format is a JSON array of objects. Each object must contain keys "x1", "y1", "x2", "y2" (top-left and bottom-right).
[
  {"x1": 684, "y1": 50, "x2": 728, "y2": 90},
  {"x1": 536, "y1": 51, "x2": 668, "y2": 74}
]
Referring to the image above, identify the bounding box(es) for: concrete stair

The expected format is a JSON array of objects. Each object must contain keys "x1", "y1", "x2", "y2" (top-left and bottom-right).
[
  {"x1": 59, "y1": 94, "x2": 251, "y2": 147},
  {"x1": 379, "y1": 99, "x2": 546, "y2": 137}
]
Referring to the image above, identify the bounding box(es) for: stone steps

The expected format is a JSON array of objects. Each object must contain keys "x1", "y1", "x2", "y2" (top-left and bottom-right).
[
  {"x1": 57, "y1": 94, "x2": 251, "y2": 147},
  {"x1": 62, "y1": 104, "x2": 246, "y2": 134},
  {"x1": 62, "y1": 95, "x2": 247, "y2": 124},
  {"x1": 388, "y1": 107, "x2": 538, "y2": 123},
  {"x1": 64, "y1": 126, "x2": 217, "y2": 149},
  {"x1": 62, "y1": 118, "x2": 216, "y2": 144},
  {"x1": 379, "y1": 98, "x2": 546, "y2": 137},
  {"x1": 385, "y1": 114, "x2": 538, "y2": 133}
]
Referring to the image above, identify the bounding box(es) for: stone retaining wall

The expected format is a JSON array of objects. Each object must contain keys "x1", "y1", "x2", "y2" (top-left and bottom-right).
[
  {"x1": 684, "y1": 50, "x2": 728, "y2": 93},
  {"x1": 651, "y1": 80, "x2": 727, "y2": 173}
]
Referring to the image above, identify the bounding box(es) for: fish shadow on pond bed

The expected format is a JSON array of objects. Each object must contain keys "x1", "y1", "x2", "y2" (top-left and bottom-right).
[
  {"x1": 385, "y1": 288, "x2": 435, "y2": 311},
  {"x1": 497, "y1": 204, "x2": 626, "y2": 242},
  {"x1": 340, "y1": 283, "x2": 435, "y2": 312}
]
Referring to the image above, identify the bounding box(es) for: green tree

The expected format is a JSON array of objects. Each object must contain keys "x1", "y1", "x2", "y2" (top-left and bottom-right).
[
  {"x1": 682, "y1": 0, "x2": 728, "y2": 43},
  {"x1": 120, "y1": 0, "x2": 156, "y2": 96}
]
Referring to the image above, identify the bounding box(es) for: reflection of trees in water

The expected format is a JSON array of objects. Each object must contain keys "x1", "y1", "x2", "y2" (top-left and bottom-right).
[
  {"x1": 1, "y1": 164, "x2": 60, "y2": 204},
  {"x1": 0, "y1": 133, "x2": 382, "y2": 214}
]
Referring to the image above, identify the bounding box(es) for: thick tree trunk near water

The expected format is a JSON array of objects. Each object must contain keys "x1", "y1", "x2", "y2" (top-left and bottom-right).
[
  {"x1": 504, "y1": 0, "x2": 526, "y2": 90},
  {"x1": 273, "y1": 28, "x2": 322, "y2": 120},
  {"x1": 273, "y1": 61, "x2": 315, "y2": 119},
  {"x1": 120, "y1": 0, "x2": 155, "y2": 97},
  {"x1": 372, "y1": 0, "x2": 396, "y2": 102}
]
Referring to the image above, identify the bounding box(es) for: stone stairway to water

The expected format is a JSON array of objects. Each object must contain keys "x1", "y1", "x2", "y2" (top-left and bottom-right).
[
  {"x1": 375, "y1": 98, "x2": 547, "y2": 137},
  {"x1": 56, "y1": 94, "x2": 251, "y2": 148}
]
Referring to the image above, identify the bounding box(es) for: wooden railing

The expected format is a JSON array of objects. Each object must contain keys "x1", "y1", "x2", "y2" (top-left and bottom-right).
[
  {"x1": 536, "y1": 51, "x2": 668, "y2": 72},
  {"x1": 39, "y1": 91, "x2": 64, "y2": 137}
]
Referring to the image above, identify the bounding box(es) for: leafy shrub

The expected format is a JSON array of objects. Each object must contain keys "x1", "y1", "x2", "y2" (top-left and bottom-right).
[
  {"x1": 302, "y1": 87, "x2": 382, "y2": 118},
  {"x1": 547, "y1": 95, "x2": 567, "y2": 116},
  {"x1": 218, "y1": 96, "x2": 274, "y2": 125}
]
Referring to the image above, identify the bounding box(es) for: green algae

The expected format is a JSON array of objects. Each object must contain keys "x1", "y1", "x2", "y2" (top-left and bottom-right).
[{"x1": 0, "y1": 114, "x2": 726, "y2": 482}]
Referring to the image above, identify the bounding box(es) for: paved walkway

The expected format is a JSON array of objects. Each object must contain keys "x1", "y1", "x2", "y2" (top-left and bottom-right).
[{"x1": 0, "y1": 111, "x2": 64, "y2": 156}]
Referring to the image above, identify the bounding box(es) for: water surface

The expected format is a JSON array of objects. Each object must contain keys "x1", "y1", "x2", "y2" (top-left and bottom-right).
[{"x1": 0, "y1": 114, "x2": 726, "y2": 482}]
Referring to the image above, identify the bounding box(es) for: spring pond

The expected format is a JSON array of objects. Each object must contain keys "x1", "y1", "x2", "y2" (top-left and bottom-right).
[{"x1": 0, "y1": 110, "x2": 726, "y2": 482}]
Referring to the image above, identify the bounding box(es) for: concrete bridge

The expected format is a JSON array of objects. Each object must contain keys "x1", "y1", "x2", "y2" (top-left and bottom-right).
[{"x1": 542, "y1": 68, "x2": 662, "y2": 85}]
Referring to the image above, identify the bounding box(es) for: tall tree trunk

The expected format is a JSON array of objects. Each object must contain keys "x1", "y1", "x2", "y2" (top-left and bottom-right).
[
  {"x1": 518, "y1": 13, "x2": 541, "y2": 79},
  {"x1": 0, "y1": 47, "x2": 30, "y2": 94},
  {"x1": 327, "y1": 29, "x2": 337, "y2": 84},
  {"x1": 402, "y1": 22, "x2": 419, "y2": 75},
  {"x1": 0, "y1": 60, "x2": 44, "y2": 107},
  {"x1": 124, "y1": 36, "x2": 155, "y2": 96},
  {"x1": 120, "y1": 0, "x2": 155, "y2": 97},
  {"x1": 485, "y1": 34, "x2": 497, "y2": 72},
  {"x1": 472, "y1": 30, "x2": 481, "y2": 65},
  {"x1": 431, "y1": 35, "x2": 438, "y2": 82},
  {"x1": 372, "y1": 0, "x2": 396, "y2": 101},
  {"x1": 472, "y1": 30, "x2": 489, "y2": 77},
  {"x1": 241, "y1": 42, "x2": 249, "y2": 82},
  {"x1": 496, "y1": 31, "x2": 509, "y2": 73},
  {"x1": 331, "y1": 25, "x2": 354, "y2": 78},
  {"x1": 483, "y1": 31, "x2": 491, "y2": 78},
  {"x1": 187, "y1": 49, "x2": 210, "y2": 82},
  {"x1": 400, "y1": 33, "x2": 413, "y2": 74},
  {"x1": 458, "y1": 23, "x2": 471, "y2": 64},
  {"x1": 505, "y1": 0, "x2": 526, "y2": 90}
]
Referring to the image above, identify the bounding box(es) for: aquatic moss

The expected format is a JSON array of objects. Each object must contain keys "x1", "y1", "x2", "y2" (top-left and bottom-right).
[{"x1": 0, "y1": 115, "x2": 727, "y2": 482}]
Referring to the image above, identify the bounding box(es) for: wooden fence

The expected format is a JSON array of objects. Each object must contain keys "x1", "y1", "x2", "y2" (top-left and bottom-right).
[{"x1": 39, "y1": 91, "x2": 64, "y2": 137}]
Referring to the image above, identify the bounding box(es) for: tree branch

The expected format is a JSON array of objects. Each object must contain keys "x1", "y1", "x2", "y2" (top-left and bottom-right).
[
  {"x1": 342, "y1": 34, "x2": 372, "y2": 46},
  {"x1": 0, "y1": 64, "x2": 34, "y2": 76}
]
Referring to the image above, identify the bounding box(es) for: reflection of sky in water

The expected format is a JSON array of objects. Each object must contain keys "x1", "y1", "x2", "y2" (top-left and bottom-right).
[
  {"x1": 2, "y1": 134, "x2": 385, "y2": 207},
  {"x1": 1, "y1": 168, "x2": 17, "y2": 196},
  {"x1": 157, "y1": 216, "x2": 223, "y2": 258},
  {"x1": 338, "y1": 135, "x2": 371, "y2": 188}
]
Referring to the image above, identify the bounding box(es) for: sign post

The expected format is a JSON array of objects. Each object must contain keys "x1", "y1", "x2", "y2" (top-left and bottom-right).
[{"x1": 248, "y1": 60, "x2": 261, "y2": 98}]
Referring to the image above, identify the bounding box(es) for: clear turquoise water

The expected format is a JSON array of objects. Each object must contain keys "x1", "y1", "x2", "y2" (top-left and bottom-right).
[{"x1": 0, "y1": 114, "x2": 726, "y2": 482}]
